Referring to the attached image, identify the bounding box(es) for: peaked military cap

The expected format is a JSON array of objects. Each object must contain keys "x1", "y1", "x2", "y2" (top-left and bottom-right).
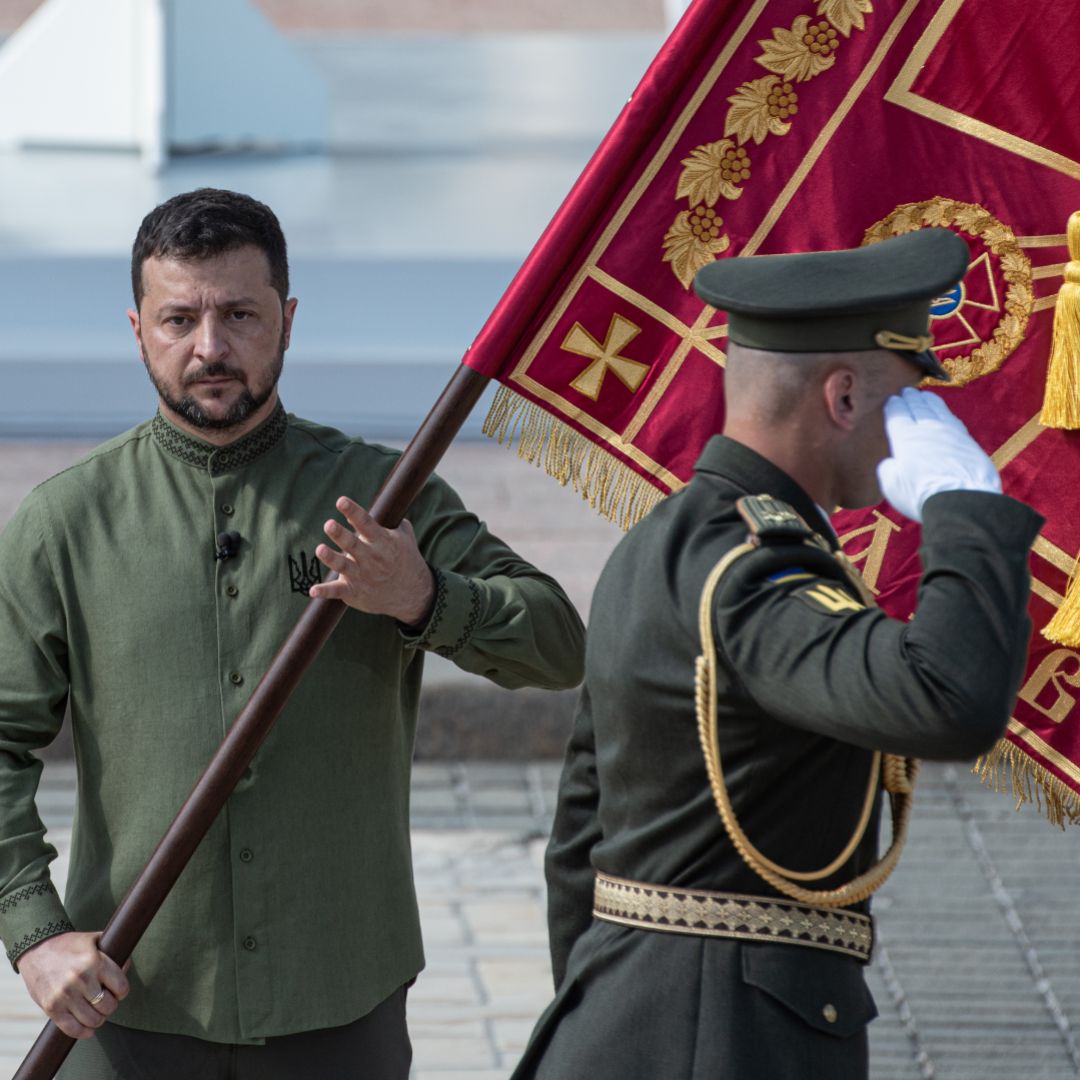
[{"x1": 693, "y1": 228, "x2": 970, "y2": 380}]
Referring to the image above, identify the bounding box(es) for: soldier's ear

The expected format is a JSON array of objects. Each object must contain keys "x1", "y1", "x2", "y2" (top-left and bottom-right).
[{"x1": 821, "y1": 367, "x2": 857, "y2": 431}]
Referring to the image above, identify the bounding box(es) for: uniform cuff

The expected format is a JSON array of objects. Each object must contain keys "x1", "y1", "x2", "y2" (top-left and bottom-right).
[
  {"x1": 0, "y1": 880, "x2": 74, "y2": 970},
  {"x1": 400, "y1": 567, "x2": 483, "y2": 659},
  {"x1": 922, "y1": 490, "x2": 1045, "y2": 548}
]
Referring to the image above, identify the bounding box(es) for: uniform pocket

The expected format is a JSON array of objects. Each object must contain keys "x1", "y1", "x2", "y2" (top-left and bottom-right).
[{"x1": 741, "y1": 943, "x2": 878, "y2": 1038}]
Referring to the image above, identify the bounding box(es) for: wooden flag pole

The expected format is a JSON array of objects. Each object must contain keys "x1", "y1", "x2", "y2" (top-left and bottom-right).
[{"x1": 13, "y1": 364, "x2": 489, "y2": 1080}]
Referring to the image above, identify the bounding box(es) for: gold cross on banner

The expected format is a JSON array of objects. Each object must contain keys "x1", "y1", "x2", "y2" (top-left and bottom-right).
[{"x1": 563, "y1": 313, "x2": 651, "y2": 401}]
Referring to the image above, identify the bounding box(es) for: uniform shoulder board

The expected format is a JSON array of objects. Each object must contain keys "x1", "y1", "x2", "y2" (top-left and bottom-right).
[{"x1": 736, "y1": 494, "x2": 814, "y2": 544}]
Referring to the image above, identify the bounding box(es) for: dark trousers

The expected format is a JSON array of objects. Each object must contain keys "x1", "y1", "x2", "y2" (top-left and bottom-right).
[{"x1": 57, "y1": 985, "x2": 411, "y2": 1080}]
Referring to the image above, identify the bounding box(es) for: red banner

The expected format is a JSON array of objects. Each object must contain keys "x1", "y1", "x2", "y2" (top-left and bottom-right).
[{"x1": 467, "y1": 0, "x2": 1080, "y2": 822}]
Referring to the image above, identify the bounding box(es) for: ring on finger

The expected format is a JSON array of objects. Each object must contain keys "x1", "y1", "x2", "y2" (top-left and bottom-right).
[{"x1": 87, "y1": 987, "x2": 106, "y2": 1007}]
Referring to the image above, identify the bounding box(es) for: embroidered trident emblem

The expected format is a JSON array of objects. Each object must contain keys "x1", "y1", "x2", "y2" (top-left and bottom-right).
[
  {"x1": 562, "y1": 313, "x2": 651, "y2": 401},
  {"x1": 288, "y1": 551, "x2": 323, "y2": 596}
]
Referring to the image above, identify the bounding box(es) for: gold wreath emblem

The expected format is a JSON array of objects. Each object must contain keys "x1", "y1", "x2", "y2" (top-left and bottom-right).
[{"x1": 863, "y1": 199, "x2": 1033, "y2": 387}]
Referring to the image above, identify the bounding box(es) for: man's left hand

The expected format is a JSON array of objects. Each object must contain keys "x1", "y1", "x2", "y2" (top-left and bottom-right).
[{"x1": 310, "y1": 497, "x2": 435, "y2": 626}]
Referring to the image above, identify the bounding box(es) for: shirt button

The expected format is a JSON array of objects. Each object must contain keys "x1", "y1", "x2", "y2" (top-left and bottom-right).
[
  {"x1": 221, "y1": 504, "x2": 235, "y2": 516},
  {"x1": 239, "y1": 848, "x2": 254, "y2": 863},
  {"x1": 229, "y1": 671, "x2": 244, "y2": 686},
  {"x1": 243, "y1": 936, "x2": 257, "y2": 951},
  {"x1": 822, "y1": 1003, "x2": 838, "y2": 1024},
  {"x1": 225, "y1": 585, "x2": 239, "y2": 598}
]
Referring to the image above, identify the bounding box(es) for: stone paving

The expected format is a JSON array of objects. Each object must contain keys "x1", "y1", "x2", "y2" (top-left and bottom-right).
[{"x1": 2, "y1": 761, "x2": 1080, "y2": 1078}]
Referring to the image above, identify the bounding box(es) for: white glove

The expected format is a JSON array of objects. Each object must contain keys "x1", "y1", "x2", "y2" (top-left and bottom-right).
[{"x1": 876, "y1": 387, "x2": 1001, "y2": 523}]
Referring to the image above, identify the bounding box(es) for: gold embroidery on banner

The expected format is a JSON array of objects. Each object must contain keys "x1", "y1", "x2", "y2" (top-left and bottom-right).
[
  {"x1": 884, "y1": 0, "x2": 1080, "y2": 181},
  {"x1": 700, "y1": 324, "x2": 730, "y2": 342},
  {"x1": 1032, "y1": 262, "x2": 1068, "y2": 281},
  {"x1": 1018, "y1": 650, "x2": 1080, "y2": 725},
  {"x1": 1031, "y1": 578, "x2": 1066, "y2": 609},
  {"x1": 992, "y1": 413, "x2": 1044, "y2": 471},
  {"x1": 493, "y1": 1, "x2": 919, "y2": 519},
  {"x1": 583, "y1": 267, "x2": 689, "y2": 336},
  {"x1": 563, "y1": 314, "x2": 650, "y2": 401},
  {"x1": 662, "y1": 207, "x2": 733, "y2": 289},
  {"x1": 837, "y1": 510, "x2": 902, "y2": 595},
  {"x1": 742, "y1": 0, "x2": 920, "y2": 256},
  {"x1": 725, "y1": 76, "x2": 798, "y2": 146},
  {"x1": 508, "y1": 0, "x2": 768, "y2": 392},
  {"x1": 756, "y1": 16, "x2": 840, "y2": 82},
  {"x1": 667, "y1": 6, "x2": 878, "y2": 285},
  {"x1": 1028, "y1": 535, "x2": 1074, "y2": 608},
  {"x1": 1017, "y1": 234, "x2": 1069, "y2": 248},
  {"x1": 1033, "y1": 535, "x2": 1078, "y2": 578},
  {"x1": 586, "y1": 267, "x2": 729, "y2": 369},
  {"x1": 621, "y1": 305, "x2": 719, "y2": 444},
  {"x1": 863, "y1": 199, "x2": 1033, "y2": 387},
  {"x1": 508, "y1": 0, "x2": 908, "y2": 388},
  {"x1": 676, "y1": 142, "x2": 750, "y2": 205},
  {"x1": 816, "y1": 0, "x2": 873, "y2": 37}
]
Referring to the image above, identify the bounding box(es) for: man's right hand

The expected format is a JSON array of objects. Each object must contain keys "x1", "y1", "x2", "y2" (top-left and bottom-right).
[
  {"x1": 877, "y1": 387, "x2": 1002, "y2": 522},
  {"x1": 17, "y1": 931, "x2": 129, "y2": 1039}
]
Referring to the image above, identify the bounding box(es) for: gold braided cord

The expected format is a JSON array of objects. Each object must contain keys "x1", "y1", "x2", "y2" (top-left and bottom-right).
[
  {"x1": 874, "y1": 330, "x2": 934, "y2": 353},
  {"x1": 695, "y1": 542, "x2": 919, "y2": 907}
]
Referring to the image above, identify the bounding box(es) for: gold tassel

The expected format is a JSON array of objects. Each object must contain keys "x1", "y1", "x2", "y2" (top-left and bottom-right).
[
  {"x1": 482, "y1": 385, "x2": 667, "y2": 530},
  {"x1": 1043, "y1": 548, "x2": 1080, "y2": 646},
  {"x1": 975, "y1": 738, "x2": 1080, "y2": 829},
  {"x1": 1039, "y1": 210, "x2": 1080, "y2": 429}
]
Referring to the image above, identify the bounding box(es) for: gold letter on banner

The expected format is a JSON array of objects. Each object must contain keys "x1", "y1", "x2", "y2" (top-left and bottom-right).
[
  {"x1": 838, "y1": 511, "x2": 902, "y2": 595},
  {"x1": 1018, "y1": 649, "x2": 1080, "y2": 725}
]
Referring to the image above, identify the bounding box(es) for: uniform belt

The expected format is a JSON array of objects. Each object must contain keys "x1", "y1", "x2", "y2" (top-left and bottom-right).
[{"x1": 592, "y1": 871, "x2": 874, "y2": 962}]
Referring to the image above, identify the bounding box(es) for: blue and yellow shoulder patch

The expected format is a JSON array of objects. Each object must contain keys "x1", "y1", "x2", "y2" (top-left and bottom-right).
[{"x1": 767, "y1": 568, "x2": 815, "y2": 585}]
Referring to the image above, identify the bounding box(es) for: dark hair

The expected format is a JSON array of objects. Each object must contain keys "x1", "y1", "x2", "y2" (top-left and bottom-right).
[{"x1": 131, "y1": 188, "x2": 289, "y2": 309}]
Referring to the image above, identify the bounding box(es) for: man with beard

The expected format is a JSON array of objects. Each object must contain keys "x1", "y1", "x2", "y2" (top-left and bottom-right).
[{"x1": 0, "y1": 188, "x2": 585, "y2": 1078}]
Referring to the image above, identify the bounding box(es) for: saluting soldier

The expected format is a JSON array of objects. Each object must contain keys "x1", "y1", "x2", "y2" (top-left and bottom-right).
[{"x1": 511, "y1": 229, "x2": 1043, "y2": 1080}]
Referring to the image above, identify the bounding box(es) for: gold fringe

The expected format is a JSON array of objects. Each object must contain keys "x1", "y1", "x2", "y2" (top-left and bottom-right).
[
  {"x1": 1043, "y1": 548, "x2": 1080, "y2": 646},
  {"x1": 482, "y1": 385, "x2": 667, "y2": 530},
  {"x1": 1039, "y1": 210, "x2": 1080, "y2": 429},
  {"x1": 975, "y1": 738, "x2": 1080, "y2": 829}
]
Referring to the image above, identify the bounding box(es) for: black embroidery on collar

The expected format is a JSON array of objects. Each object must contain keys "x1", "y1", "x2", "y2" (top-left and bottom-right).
[
  {"x1": 152, "y1": 403, "x2": 288, "y2": 475},
  {"x1": 289, "y1": 550, "x2": 323, "y2": 596}
]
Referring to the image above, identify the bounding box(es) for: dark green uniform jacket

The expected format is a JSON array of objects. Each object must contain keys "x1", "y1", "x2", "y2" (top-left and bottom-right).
[
  {"x1": 0, "y1": 404, "x2": 585, "y2": 1044},
  {"x1": 513, "y1": 435, "x2": 1042, "y2": 1080}
]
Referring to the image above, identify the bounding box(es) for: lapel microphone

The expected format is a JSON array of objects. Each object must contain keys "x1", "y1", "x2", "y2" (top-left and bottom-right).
[{"x1": 215, "y1": 531, "x2": 241, "y2": 561}]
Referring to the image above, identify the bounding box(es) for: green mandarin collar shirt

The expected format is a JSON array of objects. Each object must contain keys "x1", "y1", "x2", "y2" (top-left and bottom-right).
[{"x1": 0, "y1": 404, "x2": 585, "y2": 1043}]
